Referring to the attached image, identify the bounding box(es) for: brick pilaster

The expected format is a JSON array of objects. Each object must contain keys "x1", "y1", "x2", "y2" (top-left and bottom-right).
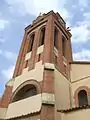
[
  {"x1": 42, "y1": 69, "x2": 54, "y2": 93},
  {"x1": 40, "y1": 105, "x2": 54, "y2": 120},
  {"x1": 43, "y1": 15, "x2": 54, "y2": 63}
]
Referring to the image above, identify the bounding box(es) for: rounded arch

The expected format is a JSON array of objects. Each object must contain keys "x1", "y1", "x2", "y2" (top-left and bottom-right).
[
  {"x1": 39, "y1": 25, "x2": 46, "y2": 31},
  {"x1": 27, "y1": 30, "x2": 36, "y2": 38},
  {"x1": 78, "y1": 90, "x2": 88, "y2": 106},
  {"x1": 11, "y1": 80, "x2": 41, "y2": 102},
  {"x1": 74, "y1": 86, "x2": 90, "y2": 107}
]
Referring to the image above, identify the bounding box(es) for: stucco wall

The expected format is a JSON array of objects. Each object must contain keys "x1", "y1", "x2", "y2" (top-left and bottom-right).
[
  {"x1": 70, "y1": 63, "x2": 90, "y2": 107},
  {"x1": 71, "y1": 77, "x2": 90, "y2": 107},
  {"x1": 54, "y1": 69, "x2": 71, "y2": 110},
  {"x1": 13, "y1": 61, "x2": 44, "y2": 92},
  {"x1": 8, "y1": 115, "x2": 40, "y2": 120},
  {"x1": 6, "y1": 94, "x2": 41, "y2": 119},
  {"x1": 71, "y1": 64, "x2": 90, "y2": 82},
  {"x1": 0, "y1": 108, "x2": 7, "y2": 119},
  {"x1": 60, "y1": 109, "x2": 90, "y2": 120}
]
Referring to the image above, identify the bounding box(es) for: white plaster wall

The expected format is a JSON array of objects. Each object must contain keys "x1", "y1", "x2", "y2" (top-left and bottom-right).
[
  {"x1": 13, "y1": 61, "x2": 44, "y2": 92},
  {"x1": 71, "y1": 77, "x2": 90, "y2": 107},
  {"x1": 22, "y1": 67, "x2": 29, "y2": 73},
  {"x1": 6, "y1": 94, "x2": 41, "y2": 119},
  {"x1": 54, "y1": 69, "x2": 71, "y2": 110},
  {"x1": 70, "y1": 63, "x2": 90, "y2": 107},
  {"x1": 60, "y1": 109, "x2": 90, "y2": 120},
  {"x1": 71, "y1": 64, "x2": 90, "y2": 82},
  {"x1": 0, "y1": 108, "x2": 7, "y2": 119}
]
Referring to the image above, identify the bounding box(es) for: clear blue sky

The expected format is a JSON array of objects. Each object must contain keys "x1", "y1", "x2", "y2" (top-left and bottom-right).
[{"x1": 0, "y1": 0, "x2": 90, "y2": 96}]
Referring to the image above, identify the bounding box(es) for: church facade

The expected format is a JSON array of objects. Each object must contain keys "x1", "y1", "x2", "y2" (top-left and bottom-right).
[{"x1": 0, "y1": 11, "x2": 90, "y2": 120}]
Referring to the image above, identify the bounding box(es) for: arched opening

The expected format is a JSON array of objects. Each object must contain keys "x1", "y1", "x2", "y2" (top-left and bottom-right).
[
  {"x1": 62, "y1": 35, "x2": 66, "y2": 57},
  {"x1": 28, "y1": 33, "x2": 35, "y2": 52},
  {"x1": 12, "y1": 84, "x2": 37, "y2": 102},
  {"x1": 78, "y1": 90, "x2": 88, "y2": 106},
  {"x1": 39, "y1": 27, "x2": 45, "y2": 46},
  {"x1": 54, "y1": 27, "x2": 58, "y2": 50}
]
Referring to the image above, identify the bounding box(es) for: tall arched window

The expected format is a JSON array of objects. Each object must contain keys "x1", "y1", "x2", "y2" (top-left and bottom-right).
[
  {"x1": 78, "y1": 90, "x2": 88, "y2": 106},
  {"x1": 54, "y1": 27, "x2": 58, "y2": 49},
  {"x1": 39, "y1": 27, "x2": 45, "y2": 46},
  {"x1": 12, "y1": 84, "x2": 37, "y2": 102},
  {"x1": 62, "y1": 35, "x2": 66, "y2": 57},
  {"x1": 28, "y1": 33, "x2": 35, "y2": 52}
]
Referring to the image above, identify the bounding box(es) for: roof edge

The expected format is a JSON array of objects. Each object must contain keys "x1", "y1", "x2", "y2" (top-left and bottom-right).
[{"x1": 70, "y1": 61, "x2": 90, "y2": 64}]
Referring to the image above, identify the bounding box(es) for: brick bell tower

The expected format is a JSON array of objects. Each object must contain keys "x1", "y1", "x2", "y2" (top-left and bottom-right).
[{"x1": 0, "y1": 11, "x2": 72, "y2": 120}]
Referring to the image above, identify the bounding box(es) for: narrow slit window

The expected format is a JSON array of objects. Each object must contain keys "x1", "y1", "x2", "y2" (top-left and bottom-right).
[
  {"x1": 54, "y1": 28, "x2": 58, "y2": 49},
  {"x1": 25, "y1": 60, "x2": 28, "y2": 68},
  {"x1": 64, "y1": 64, "x2": 67, "y2": 74},
  {"x1": 62, "y1": 35, "x2": 66, "y2": 57},
  {"x1": 38, "y1": 54, "x2": 41, "y2": 62},
  {"x1": 28, "y1": 33, "x2": 35, "y2": 52},
  {"x1": 55, "y1": 55, "x2": 57, "y2": 65},
  {"x1": 39, "y1": 27, "x2": 45, "y2": 46}
]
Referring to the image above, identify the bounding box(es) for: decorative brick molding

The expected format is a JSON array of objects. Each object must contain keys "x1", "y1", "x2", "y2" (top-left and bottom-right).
[
  {"x1": 11, "y1": 80, "x2": 41, "y2": 102},
  {"x1": 74, "y1": 86, "x2": 90, "y2": 107}
]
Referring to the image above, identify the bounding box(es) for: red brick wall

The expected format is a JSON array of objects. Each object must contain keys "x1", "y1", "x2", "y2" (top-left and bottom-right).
[
  {"x1": 40, "y1": 105, "x2": 55, "y2": 120},
  {"x1": 13, "y1": 11, "x2": 72, "y2": 78},
  {"x1": 42, "y1": 69, "x2": 54, "y2": 93},
  {"x1": 0, "y1": 85, "x2": 13, "y2": 108},
  {"x1": 43, "y1": 15, "x2": 54, "y2": 64},
  {"x1": 6, "y1": 11, "x2": 72, "y2": 120}
]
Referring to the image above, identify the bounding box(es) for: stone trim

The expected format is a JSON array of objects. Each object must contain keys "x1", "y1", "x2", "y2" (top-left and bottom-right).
[
  {"x1": 54, "y1": 47, "x2": 58, "y2": 57},
  {"x1": 6, "y1": 78, "x2": 15, "y2": 87},
  {"x1": 44, "y1": 63, "x2": 55, "y2": 70},
  {"x1": 37, "y1": 45, "x2": 44, "y2": 55},
  {"x1": 74, "y1": 86, "x2": 90, "y2": 107},
  {"x1": 25, "y1": 52, "x2": 31, "y2": 61},
  {"x1": 42, "y1": 93, "x2": 55, "y2": 105}
]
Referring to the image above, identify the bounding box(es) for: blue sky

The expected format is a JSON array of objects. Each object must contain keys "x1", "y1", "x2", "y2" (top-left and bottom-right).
[{"x1": 0, "y1": 0, "x2": 90, "y2": 96}]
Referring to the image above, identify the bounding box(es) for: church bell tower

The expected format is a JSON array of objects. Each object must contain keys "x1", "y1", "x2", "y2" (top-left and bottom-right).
[{"x1": 0, "y1": 11, "x2": 72, "y2": 120}]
